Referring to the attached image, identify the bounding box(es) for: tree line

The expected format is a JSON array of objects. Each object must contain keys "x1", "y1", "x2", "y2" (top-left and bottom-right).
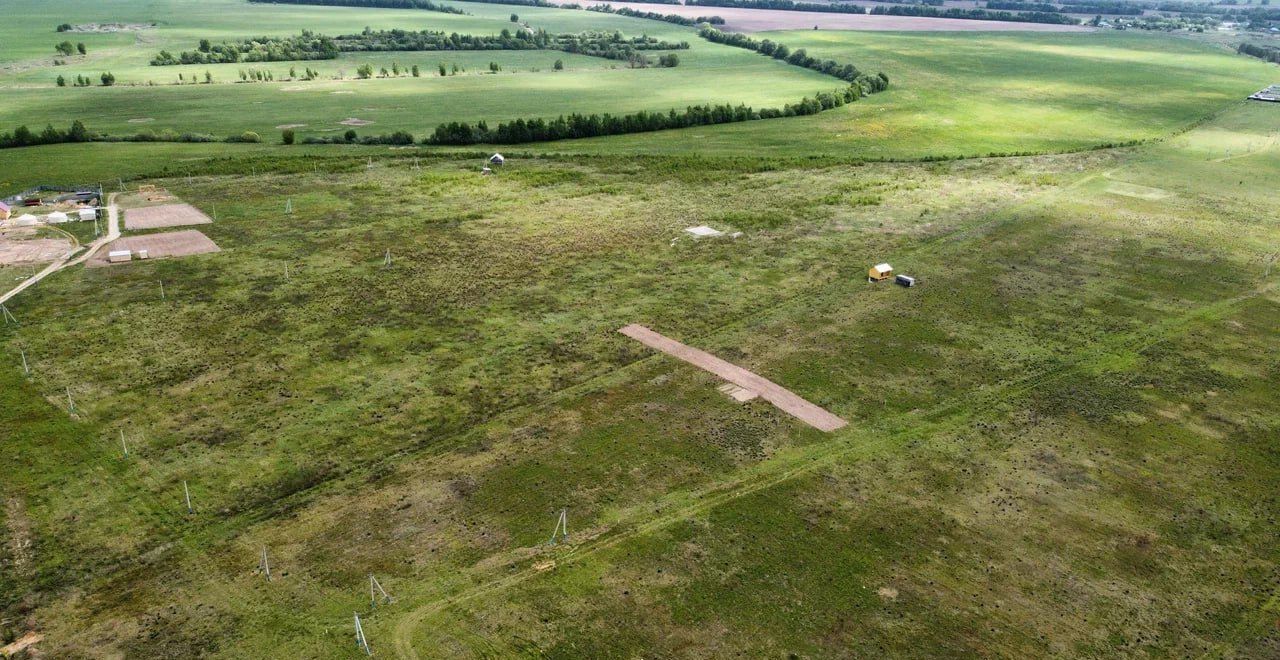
[
  {"x1": 152, "y1": 32, "x2": 339, "y2": 65},
  {"x1": 580, "y1": 5, "x2": 726, "y2": 26},
  {"x1": 1238, "y1": 42, "x2": 1280, "y2": 64},
  {"x1": 1054, "y1": 0, "x2": 1144, "y2": 14},
  {"x1": 869, "y1": 5, "x2": 1079, "y2": 24},
  {"x1": 686, "y1": 0, "x2": 868, "y2": 15},
  {"x1": 985, "y1": 2, "x2": 1060, "y2": 13},
  {"x1": 0, "y1": 121, "x2": 266, "y2": 150},
  {"x1": 152, "y1": 29, "x2": 688, "y2": 67},
  {"x1": 246, "y1": 0, "x2": 464, "y2": 14},
  {"x1": 421, "y1": 30, "x2": 888, "y2": 145},
  {"x1": 697, "y1": 27, "x2": 882, "y2": 85}
]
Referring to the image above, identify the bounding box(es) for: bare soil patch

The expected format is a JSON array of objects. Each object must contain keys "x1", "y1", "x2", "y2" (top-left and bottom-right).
[
  {"x1": 88, "y1": 230, "x2": 220, "y2": 268},
  {"x1": 125, "y1": 204, "x2": 213, "y2": 230},
  {"x1": 340, "y1": 117, "x2": 374, "y2": 126},
  {"x1": 544, "y1": 0, "x2": 1092, "y2": 31},
  {"x1": 619, "y1": 324, "x2": 847, "y2": 432},
  {"x1": 276, "y1": 123, "x2": 308, "y2": 129},
  {"x1": 0, "y1": 237, "x2": 73, "y2": 265},
  {"x1": 127, "y1": 117, "x2": 155, "y2": 124},
  {"x1": 0, "y1": 632, "x2": 43, "y2": 657}
]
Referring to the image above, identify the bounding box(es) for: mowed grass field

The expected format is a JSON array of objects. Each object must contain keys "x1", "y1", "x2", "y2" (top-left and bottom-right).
[{"x1": 1, "y1": 98, "x2": 1277, "y2": 656}]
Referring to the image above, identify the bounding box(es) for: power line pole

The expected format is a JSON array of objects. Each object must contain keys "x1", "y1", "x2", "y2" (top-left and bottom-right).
[
  {"x1": 370, "y1": 574, "x2": 393, "y2": 607},
  {"x1": 19, "y1": 347, "x2": 29, "y2": 375},
  {"x1": 120, "y1": 429, "x2": 129, "y2": 457},
  {"x1": 354, "y1": 613, "x2": 372, "y2": 655},
  {"x1": 260, "y1": 546, "x2": 273, "y2": 581},
  {"x1": 548, "y1": 508, "x2": 568, "y2": 545}
]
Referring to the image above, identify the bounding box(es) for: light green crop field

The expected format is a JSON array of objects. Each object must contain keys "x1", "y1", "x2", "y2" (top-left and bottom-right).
[
  {"x1": 1, "y1": 89, "x2": 1278, "y2": 656},
  {"x1": 550, "y1": 30, "x2": 1279, "y2": 158}
]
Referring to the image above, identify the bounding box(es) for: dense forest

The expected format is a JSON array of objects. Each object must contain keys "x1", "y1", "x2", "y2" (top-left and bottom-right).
[
  {"x1": 153, "y1": 29, "x2": 688, "y2": 66},
  {"x1": 686, "y1": 0, "x2": 868, "y2": 14},
  {"x1": 869, "y1": 5, "x2": 1079, "y2": 24}
]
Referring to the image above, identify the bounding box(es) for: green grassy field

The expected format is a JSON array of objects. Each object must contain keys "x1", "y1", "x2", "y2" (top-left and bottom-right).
[
  {"x1": 1, "y1": 1, "x2": 1279, "y2": 656},
  {"x1": 0, "y1": 0, "x2": 1274, "y2": 155},
  {"x1": 1, "y1": 96, "x2": 1277, "y2": 656},
  {"x1": 0, "y1": 0, "x2": 841, "y2": 141}
]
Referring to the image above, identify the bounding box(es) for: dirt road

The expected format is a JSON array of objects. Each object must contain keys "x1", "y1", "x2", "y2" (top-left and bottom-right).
[{"x1": 0, "y1": 195, "x2": 119, "y2": 306}]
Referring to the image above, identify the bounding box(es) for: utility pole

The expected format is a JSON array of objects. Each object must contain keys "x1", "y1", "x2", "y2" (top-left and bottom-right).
[
  {"x1": 548, "y1": 508, "x2": 568, "y2": 545},
  {"x1": 159, "y1": 280, "x2": 166, "y2": 301},
  {"x1": 354, "y1": 612, "x2": 372, "y2": 655},
  {"x1": 183, "y1": 480, "x2": 193, "y2": 513},
  {"x1": 260, "y1": 546, "x2": 272, "y2": 581},
  {"x1": 370, "y1": 574, "x2": 393, "y2": 607},
  {"x1": 120, "y1": 429, "x2": 129, "y2": 457},
  {"x1": 19, "y1": 347, "x2": 29, "y2": 375}
]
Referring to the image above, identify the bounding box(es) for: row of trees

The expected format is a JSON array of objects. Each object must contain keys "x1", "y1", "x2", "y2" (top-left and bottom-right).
[
  {"x1": 0, "y1": 121, "x2": 269, "y2": 150},
  {"x1": 245, "y1": 0, "x2": 464, "y2": 14},
  {"x1": 698, "y1": 28, "x2": 879, "y2": 85},
  {"x1": 869, "y1": 5, "x2": 1080, "y2": 23},
  {"x1": 55, "y1": 73, "x2": 113, "y2": 87},
  {"x1": 0, "y1": 121, "x2": 93, "y2": 149},
  {"x1": 1238, "y1": 42, "x2": 1280, "y2": 63},
  {"x1": 1053, "y1": 0, "x2": 1146, "y2": 14},
  {"x1": 581, "y1": 5, "x2": 727, "y2": 26},
  {"x1": 687, "y1": 0, "x2": 868, "y2": 14},
  {"x1": 154, "y1": 29, "x2": 688, "y2": 69},
  {"x1": 424, "y1": 85, "x2": 871, "y2": 145},
  {"x1": 152, "y1": 31, "x2": 340, "y2": 65},
  {"x1": 419, "y1": 31, "x2": 887, "y2": 145},
  {"x1": 55, "y1": 41, "x2": 87, "y2": 56},
  {"x1": 985, "y1": 1, "x2": 1062, "y2": 12}
]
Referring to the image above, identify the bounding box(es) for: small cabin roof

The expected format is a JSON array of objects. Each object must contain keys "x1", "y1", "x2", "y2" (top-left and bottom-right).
[{"x1": 872, "y1": 263, "x2": 892, "y2": 272}]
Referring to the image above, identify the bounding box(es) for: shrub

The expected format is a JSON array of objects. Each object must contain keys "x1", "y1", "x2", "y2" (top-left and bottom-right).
[{"x1": 282, "y1": 128, "x2": 296, "y2": 145}]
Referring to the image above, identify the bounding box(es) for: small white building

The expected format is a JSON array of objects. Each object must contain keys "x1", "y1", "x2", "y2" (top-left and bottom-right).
[
  {"x1": 108, "y1": 250, "x2": 132, "y2": 263},
  {"x1": 13, "y1": 214, "x2": 38, "y2": 227},
  {"x1": 489, "y1": 153, "x2": 505, "y2": 166},
  {"x1": 78, "y1": 208, "x2": 96, "y2": 221},
  {"x1": 46, "y1": 211, "x2": 69, "y2": 224}
]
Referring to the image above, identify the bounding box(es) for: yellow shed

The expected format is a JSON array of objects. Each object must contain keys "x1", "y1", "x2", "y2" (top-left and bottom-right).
[{"x1": 868, "y1": 263, "x2": 893, "y2": 282}]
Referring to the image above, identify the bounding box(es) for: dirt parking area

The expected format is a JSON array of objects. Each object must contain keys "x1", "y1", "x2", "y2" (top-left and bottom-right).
[
  {"x1": 0, "y1": 236, "x2": 73, "y2": 265},
  {"x1": 88, "y1": 230, "x2": 220, "y2": 268},
  {"x1": 545, "y1": 0, "x2": 1093, "y2": 31},
  {"x1": 124, "y1": 203, "x2": 213, "y2": 230}
]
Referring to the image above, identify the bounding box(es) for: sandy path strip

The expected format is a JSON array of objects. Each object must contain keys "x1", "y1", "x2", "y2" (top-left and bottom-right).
[
  {"x1": 619, "y1": 324, "x2": 848, "y2": 432},
  {"x1": 544, "y1": 0, "x2": 1093, "y2": 32}
]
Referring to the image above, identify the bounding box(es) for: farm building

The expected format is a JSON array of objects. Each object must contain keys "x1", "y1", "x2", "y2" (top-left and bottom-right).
[
  {"x1": 489, "y1": 153, "x2": 505, "y2": 166},
  {"x1": 78, "y1": 208, "x2": 96, "y2": 221},
  {"x1": 868, "y1": 263, "x2": 894, "y2": 282},
  {"x1": 13, "y1": 214, "x2": 38, "y2": 227},
  {"x1": 0, "y1": 201, "x2": 9, "y2": 221},
  {"x1": 46, "y1": 211, "x2": 68, "y2": 224}
]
